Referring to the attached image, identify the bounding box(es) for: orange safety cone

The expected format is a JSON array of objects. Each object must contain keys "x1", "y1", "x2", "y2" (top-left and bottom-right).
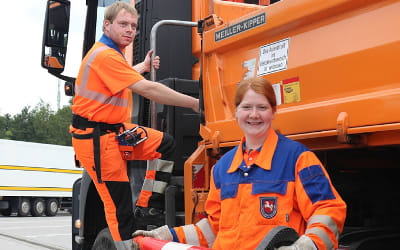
[{"x1": 134, "y1": 236, "x2": 212, "y2": 250}]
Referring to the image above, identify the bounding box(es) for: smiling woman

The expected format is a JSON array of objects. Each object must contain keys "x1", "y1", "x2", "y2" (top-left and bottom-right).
[
  {"x1": 132, "y1": 77, "x2": 346, "y2": 250},
  {"x1": 234, "y1": 77, "x2": 277, "y2": 150}
]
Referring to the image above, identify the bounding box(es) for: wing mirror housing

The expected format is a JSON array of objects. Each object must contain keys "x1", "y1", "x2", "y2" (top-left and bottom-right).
[{"x1": 41, "y1": 0, "x2": 71, "y2": 74}]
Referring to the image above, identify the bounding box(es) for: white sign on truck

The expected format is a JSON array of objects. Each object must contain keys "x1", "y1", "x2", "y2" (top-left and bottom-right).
[{"x1": 0, "y1": 139, "x2": 82, "y2": 217}]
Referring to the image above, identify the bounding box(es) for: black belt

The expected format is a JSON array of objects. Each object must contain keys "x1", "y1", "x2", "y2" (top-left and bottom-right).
[{"x1": 71, "y1": 114, "x2": 123, "y2": 184}]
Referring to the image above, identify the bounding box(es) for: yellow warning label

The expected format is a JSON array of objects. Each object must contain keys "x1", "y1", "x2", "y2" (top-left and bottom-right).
[{"x1": 282, "y1": 81, "x2": 301, "y2": 104}]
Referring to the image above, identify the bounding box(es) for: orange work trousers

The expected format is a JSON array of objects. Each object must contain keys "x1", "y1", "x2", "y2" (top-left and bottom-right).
[{"x1": 71, "y1": 123, "x2": 165, "y2": 241}]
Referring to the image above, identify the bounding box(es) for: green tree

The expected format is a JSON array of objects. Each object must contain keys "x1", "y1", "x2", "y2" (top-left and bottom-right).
[
  {"x1": 48, "y1": 105, "x2": 72, "y2": 146},
  {"x1": 0, "y1": 100, "x2": 72, "y2": 146},
  {"x1": 9, "y1": 106, "x2": 36, "y2": 142},
  {"x1": 0, "y1": 113, "x2": 12, "y2": 139},
  {"x1": 32, "y1": 101, "x2": 53, "y2": 143}
]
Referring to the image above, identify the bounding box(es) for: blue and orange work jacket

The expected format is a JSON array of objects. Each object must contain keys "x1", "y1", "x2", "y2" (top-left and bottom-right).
[{"x1": 171, "y1": 128, "x2": 346, "y2": 250}]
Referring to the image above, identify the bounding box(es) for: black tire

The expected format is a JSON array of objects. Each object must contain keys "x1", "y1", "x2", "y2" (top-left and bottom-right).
[
  {"x1": 17, "y1": 198, "x2": 31, "y2": 217},
  {"x1": 0, "y1": 207, "x2": 12, "y2": 216},
  {"x1": 45, "y1": 198, "x2": 59, "y2": 217},
  {"x1": 256, "y1": 226, "x2": 299, "y2": 250},
  {"x1": 92, "y1": 228, "x2": 117, "y2": 250},
  {"x1": 31, "y1": 198, "x2": 46, "y2": 217}
]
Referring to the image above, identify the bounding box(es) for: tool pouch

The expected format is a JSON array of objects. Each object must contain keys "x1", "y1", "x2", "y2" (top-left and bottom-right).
[{"x1": 116, "y1": 126, "x2": 148, "y2": 160}]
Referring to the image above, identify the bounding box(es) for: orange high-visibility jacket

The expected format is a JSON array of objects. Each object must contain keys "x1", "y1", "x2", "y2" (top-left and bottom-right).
[
  {"x1": 171, "y1": 128, "x2": 346, "y2": 250},
  {"x1": 72, "y1": 34, "x2": 144, "y2": 124}
]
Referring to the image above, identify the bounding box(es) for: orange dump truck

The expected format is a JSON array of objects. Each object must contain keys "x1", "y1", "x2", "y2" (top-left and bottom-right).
[{"x1": 41, "y1": 0, "x2": 400, "y2": 249}]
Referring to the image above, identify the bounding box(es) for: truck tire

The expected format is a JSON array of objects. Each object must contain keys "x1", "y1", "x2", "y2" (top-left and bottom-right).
[
  {"x1": 92, "y1": 228, "x2": 117, "y2": 250},
  {"x1": 45, "y1": 198, "x2": 59, "y2": 216},
  {"x1": 256, "y1": 226, "x2": 299, "y2": 250},
  {"x1": 0, "y1": 208, "x2": 12, "y2": 216},
  {"x1": 17, "y1": 198, "x2": 31, "y2": 217},
  {"x1": 31, "y1": 198, "x2": 45, "y2": 217}
]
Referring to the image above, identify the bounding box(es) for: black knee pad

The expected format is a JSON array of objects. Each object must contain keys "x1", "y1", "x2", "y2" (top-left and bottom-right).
[{"x1": 157, "y1": 133, "x2": 176, "y2": 160}]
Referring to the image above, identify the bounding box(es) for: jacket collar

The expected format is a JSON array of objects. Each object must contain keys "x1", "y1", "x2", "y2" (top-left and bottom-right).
[
  {"x1": 227, "y1": 127, "x2": 278, "y2": 173},
  {"x1": 99, "y1": 33, "x2": 125, "y2": 58}
]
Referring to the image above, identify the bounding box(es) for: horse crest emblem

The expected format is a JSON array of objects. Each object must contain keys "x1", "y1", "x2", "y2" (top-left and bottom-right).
[{"x1": 260, "y1": 197, "x2": 277, "y2": 219}]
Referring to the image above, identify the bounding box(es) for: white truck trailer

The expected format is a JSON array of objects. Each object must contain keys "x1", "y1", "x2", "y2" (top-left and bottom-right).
[{"x1": 0, "y1": 139, "x2": 82, "y2": 216}]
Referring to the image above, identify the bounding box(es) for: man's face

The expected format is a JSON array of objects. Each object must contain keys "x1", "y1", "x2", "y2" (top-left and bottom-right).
[{"x1": 104, "y1": 9, "x2": 137, "y2": 50}]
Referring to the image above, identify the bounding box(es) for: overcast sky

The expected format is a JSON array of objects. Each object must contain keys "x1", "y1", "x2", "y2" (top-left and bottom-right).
[{"x1": 0, "y1": 0, "x2": 87, "y2": 115}]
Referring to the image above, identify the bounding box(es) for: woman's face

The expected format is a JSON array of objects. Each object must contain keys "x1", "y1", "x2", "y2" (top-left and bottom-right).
[{"x1": 236, "y1": 88, "x2": 275, "y2": 140}]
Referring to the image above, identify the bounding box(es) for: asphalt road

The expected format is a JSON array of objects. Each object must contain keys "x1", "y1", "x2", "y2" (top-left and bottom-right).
[{"x1": 0, "y1": 212, "x2": 71, "y2": 250}]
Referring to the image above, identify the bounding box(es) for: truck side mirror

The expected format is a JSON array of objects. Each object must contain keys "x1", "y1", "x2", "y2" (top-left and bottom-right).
[{"x1": 41, "y1": 0, "x2": 71, "y2": 74}]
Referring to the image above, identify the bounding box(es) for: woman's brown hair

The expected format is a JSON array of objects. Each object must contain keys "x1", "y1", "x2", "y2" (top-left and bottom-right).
[{"x1": 234, "y1": 77, "x2": 277, "y2": 111}]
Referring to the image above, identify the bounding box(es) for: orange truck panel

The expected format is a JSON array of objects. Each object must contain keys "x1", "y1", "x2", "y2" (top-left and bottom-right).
[
  {"x1": 186, "y1": 0, "x2": 400, "y2": 229},
  {"x1": 196, "y1": 0, "x2": 400, "y2": 150}
]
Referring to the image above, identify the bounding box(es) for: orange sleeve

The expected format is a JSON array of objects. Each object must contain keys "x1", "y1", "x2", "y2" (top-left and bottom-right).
[{"x1": 295, "y1": 151, "x2": 347, "y2": 250}]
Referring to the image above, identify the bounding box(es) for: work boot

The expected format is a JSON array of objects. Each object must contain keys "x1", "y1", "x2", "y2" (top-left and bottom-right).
[
  {"x1": 134, "y1": 206, "x2": 165, "y2": 229},
  {"x1": 134, "y1": 206, "x2": 163, "y2": 218}
]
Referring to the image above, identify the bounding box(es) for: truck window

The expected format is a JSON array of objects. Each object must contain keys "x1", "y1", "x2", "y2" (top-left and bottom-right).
[
  {"x1": 95, "y1": 1, "x2": 130, "y2": 42},
  {"x1": 63, "y1": 2, "x2": 86, "y2": 78}
]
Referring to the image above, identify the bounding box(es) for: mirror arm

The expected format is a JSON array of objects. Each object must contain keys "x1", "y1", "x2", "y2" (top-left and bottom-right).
[{"x1": 48, "y1": 71, "x2": 76, "y2": 84}]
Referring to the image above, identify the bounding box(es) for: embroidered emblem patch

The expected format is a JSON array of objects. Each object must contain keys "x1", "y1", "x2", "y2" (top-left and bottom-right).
[{"x1": 260, "y1": 197, "x2": 277, "y2": 219}]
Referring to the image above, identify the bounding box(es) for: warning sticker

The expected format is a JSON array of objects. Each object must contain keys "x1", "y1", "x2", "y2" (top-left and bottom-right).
[
  {"x1": 257, "y1": 38, "x2": 290, "y2": 76},
  {"x1": 282, "y1": 77, "x2": 300, "y2": 104}
]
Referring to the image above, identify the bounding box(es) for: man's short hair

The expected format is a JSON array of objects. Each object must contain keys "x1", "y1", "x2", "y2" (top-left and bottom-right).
[{"x1": 103, "y1": 1, "x2": 137, "y2": 30}]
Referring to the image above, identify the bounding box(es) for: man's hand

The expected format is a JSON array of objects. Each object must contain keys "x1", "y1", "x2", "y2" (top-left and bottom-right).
[
  {"x1": 132, "y1": 225, "x2": 173, "y2": 241},
  {"x1": 143, "y1": 50, "x2": 160, "y2": 72},
  {"x1": 133, "y1": 50, "x2": 160, "y2": 74}
]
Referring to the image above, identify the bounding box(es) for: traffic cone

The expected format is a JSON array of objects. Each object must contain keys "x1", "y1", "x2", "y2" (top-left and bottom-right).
[{"x1": 134, "y1": 236, "x2": 212, "y2": 250}]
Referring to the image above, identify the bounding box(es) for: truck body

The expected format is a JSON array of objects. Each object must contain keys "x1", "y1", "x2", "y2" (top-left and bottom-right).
[
  {"x1": 41, "y1": 0, "x2": 400, "y2": 249},
  {"x1": 0, "y1": 139, "x2": 83, "y2": 216}
]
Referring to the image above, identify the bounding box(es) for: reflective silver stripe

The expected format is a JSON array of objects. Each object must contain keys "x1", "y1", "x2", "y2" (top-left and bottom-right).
[
  {"x1": 305, "y1": 227, "x2": 334, "y2": 250},
  {"x1": 307, "y1": 215, "x2": 339, "y2": 239},
  {"x1": 195, "y1": 218, "x2": 216, "y2": 248},
  {"x1": 141, "y1": 160, "x2": 172, "y2": 193},
  {"x1": 76, "y1": 45, "x2": 129, "y2": 107},
  {"x1": 75, "y1": 84, "x2": 129, "y2": 107},
  {"x1": 141, "y1": 178, "x2": 154, "y2": 192},
  {"x1": 80, "y1": 46, "x2": 107, "y2": 88},
  {"x1": 153, "y1": 180, "x2": 168, "y2": 194},
  {"x1": 156, "y1": 160, "x2": 174, "y2": 173},
  {"x1": 147, "y1": 159, "x2": 157, "y2": 171},
  {"x1": 140, "y1": 160, "x2": 157, "y2": 192},
  {"x1": 182, "y1": 224, "x2": 200, "y2": 246}
]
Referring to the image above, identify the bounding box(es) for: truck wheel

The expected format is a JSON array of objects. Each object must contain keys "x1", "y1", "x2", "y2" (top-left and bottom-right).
[
  {"x1": 17, "y1": 198, "x2": 31, "y2": 217},
  {"x1": 0, "y1": 208, "x2": 12, "y2": 216},
  {"x1": 45, "y1": 198, "x2": 59, "y2": 216},
  {"x1": 92, "y1": 228, "x2": 117, "y2": 250},
  {"x1": 31, "y1": 198, "x2": 45, "y2": 217},
  {"x1": 256, "y1": 226, "x2": 299, "y2": 250}
]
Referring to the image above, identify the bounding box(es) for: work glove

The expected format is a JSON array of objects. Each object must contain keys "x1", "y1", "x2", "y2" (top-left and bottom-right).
[
  {"x1": 276, "y1": 235, "x2": 317, "y2": 250},
  {"x1": 132, "y1": 225, "x2": 173, "y2": 242}
]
